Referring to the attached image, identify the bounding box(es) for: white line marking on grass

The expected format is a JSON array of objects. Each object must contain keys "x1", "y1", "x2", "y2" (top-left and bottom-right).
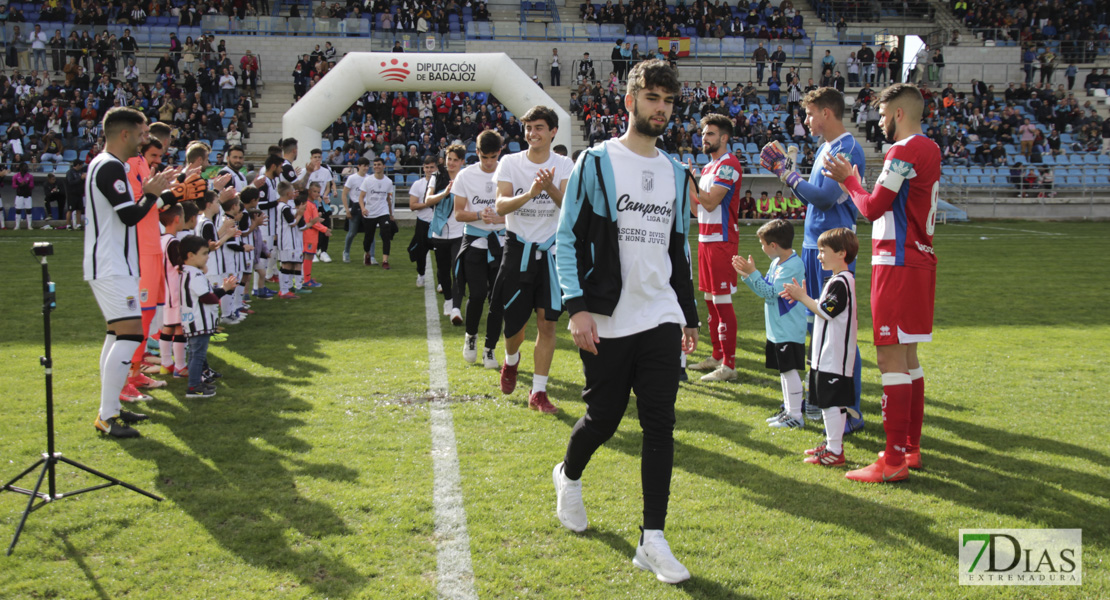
[
  {"x1": 424, "y1": 255, "x2": 478, "y2": 600},
  {"x1": 953, "y1": 224, "x2": 1064, "y2": 235}
]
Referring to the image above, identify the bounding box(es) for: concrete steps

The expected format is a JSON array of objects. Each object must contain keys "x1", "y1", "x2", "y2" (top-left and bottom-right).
[{"x1": 247, "y1": 82, "x2": 296, "y2": 160}]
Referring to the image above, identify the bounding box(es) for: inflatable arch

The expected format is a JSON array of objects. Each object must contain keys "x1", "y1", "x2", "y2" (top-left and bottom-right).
[{"x1": 282, "y1": 52, "x2": 573, "y2": 167}]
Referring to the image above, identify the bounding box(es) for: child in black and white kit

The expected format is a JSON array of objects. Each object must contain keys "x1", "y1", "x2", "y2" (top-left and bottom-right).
[{"x1": 780, "y1": 227, "x2": 860, "y2": 466}]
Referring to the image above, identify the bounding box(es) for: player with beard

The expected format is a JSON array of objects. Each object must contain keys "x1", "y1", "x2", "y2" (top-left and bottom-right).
[
  {"x1": 553, "y1": 59, "x2": 699, "y2": 584},
  {"x1": 218, "y1": 144, "x2": 249, "y2": 192},
  {"x1": 85, "y1": 108, "x2": 182, "y2": 437},
  {"x1": 493, "y1": 106, "x2": 574, "y2": 413},
  {"x1": 760, "y1": 87, "x2": 867, "y2": 433},
  {"x1": 823, "y1": 83, "x2": 940, "y2": 483},
  {"x1": 687, "y1": 113, "x2": 743, "y2": 382}
]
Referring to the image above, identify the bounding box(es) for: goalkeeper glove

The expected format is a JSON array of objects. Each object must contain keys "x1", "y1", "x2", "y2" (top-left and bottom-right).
[{"x1": 759, "y1": 141, "x2": 802, "y2": 188}]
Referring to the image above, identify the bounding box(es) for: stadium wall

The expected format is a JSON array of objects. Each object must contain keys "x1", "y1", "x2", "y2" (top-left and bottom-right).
[
  {"x1": 812, "y1": 44, "x2": 1063, "y2": 88},
  {"x1": 214, "y1": 36, "x2": 617, "y2": 84}
]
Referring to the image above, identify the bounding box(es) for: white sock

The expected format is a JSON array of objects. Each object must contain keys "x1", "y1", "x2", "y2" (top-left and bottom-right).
[
  {"x1": 781, "y1": 369, "x2": 803, "y2": 419},
  {"x1": 252, "y1": 271, "x2": 260, "y2": 291},
  {"x1": 159, "y1": 334, "x2": 173, "y2": 368},
  {"x1": 100, "y1": 332, "x2": 117, "y2": 373},
  {"x1": 505, "y1": 351, "x2": 520, "y2": 366},
  {"x1": 220, "y1": 291, "x2": 235, "y2": 316},
  {"x1": 679, "y1": 353, "x2": 687, "y2": 368},
  {"x1": 823, "y1": 407, "x2": 847, "y2": 454},
  {"x1": 26, "y1": 215, "x2": 32, "y2": 229},
  {"x1": 532, "y1": 374, "x2": 548, "y2": 394},
  {"x1": 101, "y1": 337, "x2": 140, "y2": 421},
  {"x1": 174, "y1": 339, "x2": 187, "y2": 370},
  {"x1": 236, "y1": 284, "x2": 247, "y2": 309},
  {"x1": 293, "y1": 273, "x2": 303, "y2": 290},
  {"x1": 279, "y1": 272, "x2": 291, "y2": 294}
]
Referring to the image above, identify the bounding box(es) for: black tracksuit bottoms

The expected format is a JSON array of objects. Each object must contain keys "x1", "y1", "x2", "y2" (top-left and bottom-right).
[{"x1": 562, "y1": 322, "x2": 681, "y2": 531}]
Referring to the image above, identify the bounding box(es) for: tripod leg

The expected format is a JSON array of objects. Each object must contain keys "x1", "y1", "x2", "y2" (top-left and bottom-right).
[
  {"x1": 6, "y1": 461, "x2": 50, "y2": 556},
  {"x1": 57, "y1": 456, "x2": 163, "y2": 502},
  {"x1": 2, "y1": 457, "x2": 46, "y2": 490}
]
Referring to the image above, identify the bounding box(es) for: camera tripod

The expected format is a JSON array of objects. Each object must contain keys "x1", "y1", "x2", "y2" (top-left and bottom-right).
[{"x1": 1, "y1": 242, "x2": 162, "y2": 556}]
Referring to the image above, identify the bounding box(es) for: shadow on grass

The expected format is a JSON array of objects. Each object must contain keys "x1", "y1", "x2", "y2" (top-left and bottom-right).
[
  {"x1": 119, "y1": 358, "x2": 365, "y2": 597},
  {"x1": 58, "y1": 532, "x2": 112, "y2": 600},
  {"x1": 583, "y1": 527, "x2": 760, "y2": 600},
  {"x1": 909, "y1": 411, "x2": 1110, "y2": 546},
  {"x1": 553, "y1": 408, "x2": 952, "y2": 557}
]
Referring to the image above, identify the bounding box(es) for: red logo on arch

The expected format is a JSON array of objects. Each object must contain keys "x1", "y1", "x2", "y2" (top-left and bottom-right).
[{"x1": 380, "y1": 58, "x2": 410, "y2": 82}]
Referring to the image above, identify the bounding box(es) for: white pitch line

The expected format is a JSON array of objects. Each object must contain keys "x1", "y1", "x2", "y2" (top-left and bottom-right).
[
  {"x1": 952, "y1": 224, "x2": 1065, "y2": 236},
  {"x1": 423, "y1": 254, "x2": 478, "y2": 600}
]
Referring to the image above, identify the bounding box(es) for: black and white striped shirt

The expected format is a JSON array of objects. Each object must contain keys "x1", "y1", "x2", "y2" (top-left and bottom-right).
[
  {"x1": 181, "y1": 265, "x2": 220, "y2": 337},
  {"x1": 811, "y1": 271, "x2": 857, "y2": 377},
  {"x1": 83, "y1": 152, "x2": 139, "y2": 280}
]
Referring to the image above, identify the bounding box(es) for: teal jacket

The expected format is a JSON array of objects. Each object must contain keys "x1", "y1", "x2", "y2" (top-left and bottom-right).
[{"x1": 555, "y1": 141, "x2": 699, "y2": 328}]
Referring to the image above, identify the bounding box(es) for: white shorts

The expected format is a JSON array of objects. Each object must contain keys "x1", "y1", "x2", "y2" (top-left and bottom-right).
[
  {"x1": 89, "y1": 275, "x2": 142, "y2": 324},
  {"x1": 15, "y1": 196, "x2": 31, "y2": 210},
  {"x1": 279, "y1": 249, "x2": 303, "y2": 263}
]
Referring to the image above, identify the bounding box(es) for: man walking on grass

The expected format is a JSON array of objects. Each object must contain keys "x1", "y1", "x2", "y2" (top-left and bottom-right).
[{"x1": 553, "y1": 59, "x2": 699, "y2": 584}]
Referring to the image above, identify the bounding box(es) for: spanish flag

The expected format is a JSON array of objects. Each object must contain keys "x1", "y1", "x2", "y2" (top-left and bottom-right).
[{"x1": 658, "y1": 37, "x2": 691, "y2": 58}]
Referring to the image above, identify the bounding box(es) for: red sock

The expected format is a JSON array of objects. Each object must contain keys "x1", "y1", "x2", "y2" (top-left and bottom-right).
[
  {"x1": 130, "y1": 309, "x2": 154, "y2": 368},
  {"x1": 705, "y1": 299, "x2": 722, "y2": 361},
  {"x1": 716, "y1": 303, "x2": 736, "y2": 369},
  {"x1": 303, "y1": 257, "x2": 313, "y2": 282},
  {"x1": 881, "y1": 372, "x2": 912, "y2": 466},
  {"x1": 908, "y1": 368, "x2": 925, "y2": 453}
]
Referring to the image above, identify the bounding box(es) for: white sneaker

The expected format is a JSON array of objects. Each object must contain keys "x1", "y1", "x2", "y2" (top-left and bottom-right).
[
  {"x1": 369, "y1": 257, "x2": 379, "y2": 266},
  {"x1": 41, "y1": 224, "x2": 54, "y2": 230},
  {"x1": 342, "y1": 252, "x2": 351, "y2": 263},
  {"x1": 689, "y1": 356, "x2": 721, "y2": 371},
  {"x1": 633, "y1": 529, "x2": 691, "y2": 584},
  {"x1": 482, "y1": 348, "x2": 499, "y2": 369},
  {"x1": 443, "y1": 299, "x2": 453, "y2": 317},
  {"x1": 700, "y1": 364, "x2": 737, "y2": 382},
  {"x1": 436, "y1": 283, "x2": 443, "y2": 293},
  {"x1": 552, "y1": 462, "x2": 587, "y2": 532},
  {"x1": 462, "y1": 334, "x2": 478, "y2": 363},
  {"x1": 450, "y1": 307, "x2": 463, "y2": 326},
  {"x1": 319, "y1": 251, "x2": 332, "y2": 263},
  {"x1": 416, "y1": 274, "x2": 425, "y2": 287},
  {"x1": 312, "y1": 254, "x2": 320, "y2": 262},
  {"x1": 768, "y1": 413, "x2": 805, "y2": 429}
]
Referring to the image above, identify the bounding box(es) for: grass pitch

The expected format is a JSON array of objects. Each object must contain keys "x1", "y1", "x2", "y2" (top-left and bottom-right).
[{"x1": 0, "y1": 221, "x2": 1107, "y2": 600}]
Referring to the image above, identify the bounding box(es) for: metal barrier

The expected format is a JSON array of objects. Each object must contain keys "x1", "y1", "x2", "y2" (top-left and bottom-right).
[{"x1": 570, "y1": 58, "x2": 816, "y2": 88}]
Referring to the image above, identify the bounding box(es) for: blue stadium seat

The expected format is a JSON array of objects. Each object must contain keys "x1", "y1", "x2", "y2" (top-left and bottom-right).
[
  {"x1": 508, "y1": 141, "x2": 521, "y2": 153},
  {"x1": 1041, "y1": 154, "x2": 1055, "y2": 165},
  {"x1": 1083, "y1": 154, "x2": 1099, "y2": 165},
  {"x1": 405, "y1": 174, "x2": 419, "y2": 185},
  {"x1": 333, "y1": 140, "x2": 344, "y2": 151},
  {"x1": 62, "y1": 149, "x2": 77, "y2": 162},
  {"x1": 321, "y1": 139, "x2": 331, "y2": 151},
  {"x1": 394, "y1": 174, "x2": 405, "y2": 186}
]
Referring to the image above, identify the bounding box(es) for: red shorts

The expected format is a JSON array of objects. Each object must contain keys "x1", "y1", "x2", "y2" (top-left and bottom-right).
[
  {"x1": 139, "y1": 251, "x2": 165, "y2": 310},
  {"x1": 870, "y1": 265, "x2": 935, "y2": 346},
  {"x1": 698, "y1": 242, "x2": 738, "y2": 295}
]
